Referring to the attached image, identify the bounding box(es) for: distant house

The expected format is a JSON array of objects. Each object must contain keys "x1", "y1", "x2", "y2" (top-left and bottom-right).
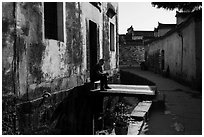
[
  {"x1": 2, "y1": 2, "x2": 119, "y2": 134},
  {"x1": 154, "y1": 22, "x2": 176, "y2": 37},
  {"x1": 145, "y1": 10, "x2": 202, "y2": 90},
  {"x1": 119, "y1": 26, "x2": 155, "y2": 67}
]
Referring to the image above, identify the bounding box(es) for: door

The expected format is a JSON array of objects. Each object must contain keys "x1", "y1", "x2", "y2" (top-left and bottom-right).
[{"x1": 89, "y1": 20, "x2": 98, "y2": 82}]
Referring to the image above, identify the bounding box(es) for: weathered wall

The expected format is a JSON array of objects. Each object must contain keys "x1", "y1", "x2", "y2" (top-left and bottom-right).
[
  {"x1": 80, "y1": 2, "x2": 103, "y2": 80},
  {"x1": 2, "y1": 2, "x2": 15, "y2": 96},
  {"x1": 2, "y1": 3, "x2": 17, "y2": 134},
  {"x1": 2, "y1": 2, "x2": 119, "y2": 134},
  {"x1": 146, "y1": 14, "x2": 201, "y2": 89},
  {"x1": 80, "y1": 2, "x2": 119, "y2": 78},
  {"x1": 13, "y1": 2, "x2": 44, "y2": 99},
  {"x1": 181, "y1": 20, "x2": 196, "y2": 81},
  {"x1": 158, "y1": 28, "x2": 171, "y2": 37},
  {"x1": 119, "y1": 45, "x2": 144, "y2": 67},
  {"x1": 195, "y1": 17, "x2": 202, "y2": 90},
  {"x1": 102, "y1": 2, "x2": 119, "y2": 74}
]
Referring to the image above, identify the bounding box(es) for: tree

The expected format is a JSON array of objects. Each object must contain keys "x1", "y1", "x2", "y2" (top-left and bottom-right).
[{"x1": 151, "y1": 2, "x2": 202, "y2": 12}]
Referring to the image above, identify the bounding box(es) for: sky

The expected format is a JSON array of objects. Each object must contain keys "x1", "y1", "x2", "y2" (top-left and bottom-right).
[{"x1": 118, "y1": 2, "x2": 177, "y2": 34}]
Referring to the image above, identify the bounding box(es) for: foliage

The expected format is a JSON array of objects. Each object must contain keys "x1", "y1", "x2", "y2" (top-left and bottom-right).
[
  {"x1": 113, "y1": 102, "x2": 130, "y2": 127},
  {"x1": 151, "y1": 2, "x2": 202, "y2": 12},
  {"x1": 104, "y1": 102, "x2": 130, "y2": 129}
]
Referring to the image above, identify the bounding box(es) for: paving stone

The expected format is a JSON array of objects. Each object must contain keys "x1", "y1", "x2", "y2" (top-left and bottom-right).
[
  {"x1": 91, "y1": 85, "x2": 155, "y2": 95},
  {"x1": 128, "y1": 121, "x2": 144, "y2": 135},
  {"x1": 131, "y1": 101, "x2": 152, "y2": 116}
]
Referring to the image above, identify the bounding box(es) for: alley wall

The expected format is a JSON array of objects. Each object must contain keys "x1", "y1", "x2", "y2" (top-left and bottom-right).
[
  {"x1": 2, "y1": 2, "x2": 119, "y2": 134},
  {"x1": 145, "y1": 11, "x2": 202, "y2": 90}
]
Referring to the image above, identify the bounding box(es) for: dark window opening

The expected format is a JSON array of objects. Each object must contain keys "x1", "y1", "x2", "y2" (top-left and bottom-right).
[
  {"x1": 106, "y1": 3, "x2": 116, "y2": 18},
  {"x1": 90, "y1": 2, "x2": 101, "y2": 12},
  {"x1": 110, "y1": 23, "x2": 115, "y2": 51},
  {"x1": 44, "y1": 2, "x2": 64, "y2": 41}
]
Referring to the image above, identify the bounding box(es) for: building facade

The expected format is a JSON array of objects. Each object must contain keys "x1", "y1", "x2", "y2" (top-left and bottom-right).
[
  {"x1": 2, "y1": 2, "x2": 119, "y2": 134},
  {"x1": 154, "y1": 22, "x2": 176, "y2": 37},
  {"x1": 145, "y1": 10, "x2": 202, "y2": 90},
  {"x1": 119, "y1": 26, "x2": 155, "y2": 67}
]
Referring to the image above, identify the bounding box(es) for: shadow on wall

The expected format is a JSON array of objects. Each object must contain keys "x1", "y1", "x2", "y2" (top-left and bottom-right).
[{"x1": 49, "y1": 84, "x2": 94, "y2": 135}]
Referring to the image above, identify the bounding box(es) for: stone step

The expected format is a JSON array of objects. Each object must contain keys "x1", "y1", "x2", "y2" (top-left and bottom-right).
[
  {"x1": 90, "y1": 84, "x2": 155, "y2": 96},
  {"x1": 127, "y1": 101, "x2": 152, "y2": 135},
  {"x1": 131, "y1": 101, "x2": 152, "y2": 118},
  {"x1": 109, "y1": 121, "x2": 144, "y2": 135},
  {"x1": 127, "y1": 121, "x2": 144, "y2": 135},
  {"x1": 109, "y1": 84, "x2": 157, "y2": 92},
  {"x1": 105, "y1": 100, "x2": 152, "y2": 135}
]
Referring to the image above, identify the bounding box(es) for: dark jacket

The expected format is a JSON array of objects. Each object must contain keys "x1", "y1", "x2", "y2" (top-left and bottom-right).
[{"x1": 93, "y1": 64, "x2": 103, "y2": 80}]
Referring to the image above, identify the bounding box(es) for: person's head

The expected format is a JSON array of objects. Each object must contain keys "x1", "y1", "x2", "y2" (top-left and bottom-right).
[{"x1": 98, "y1": 59, "x2": 105, "y2": 66}]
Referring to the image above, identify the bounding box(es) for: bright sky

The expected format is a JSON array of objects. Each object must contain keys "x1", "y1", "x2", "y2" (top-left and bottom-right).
[{"x1": 118, "y1": 2, "x2": 177, "y2": 34}]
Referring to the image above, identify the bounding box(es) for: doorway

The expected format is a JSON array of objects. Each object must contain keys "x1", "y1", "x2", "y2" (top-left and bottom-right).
[{"x1": 89, "y1": 20, "x2": 98, "y2": 82}]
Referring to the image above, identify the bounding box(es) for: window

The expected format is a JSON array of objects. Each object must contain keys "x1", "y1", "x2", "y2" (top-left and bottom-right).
[
  {"x1": 106, "y1": 3, "x2": 116, "y2": 18},
  {"x1": 44, "y1": 2, "x2": 64, "y2": 41},
  {"x1": 90, "y1": 2, "x2": 101, "y2": 12},
  {"x1": 110, "y1": 23, "x2": 115, "y2": 51}
]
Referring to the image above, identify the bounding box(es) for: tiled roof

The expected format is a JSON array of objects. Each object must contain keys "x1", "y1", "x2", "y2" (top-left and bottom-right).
[
  {"x1": 157, "y1": 22, "x2": 176, "y2": 29},
  {"x1": 132, "y1": 31, "x2": 154, "y2": 37},
  {"x1": 145, "y1": 10, "x2": 202, "y2": 45}
]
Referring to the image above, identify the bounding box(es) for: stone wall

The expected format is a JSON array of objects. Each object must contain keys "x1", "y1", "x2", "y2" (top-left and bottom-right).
[
  {"x1": 2, "y1": 2, "x2": 119, "y2": 134},
  {"x1": 16, "y1": 84, "x2": 94, "y2": 134},
  {"x1": 119, "y1": 45, "x2": 145, "y2": 67}
]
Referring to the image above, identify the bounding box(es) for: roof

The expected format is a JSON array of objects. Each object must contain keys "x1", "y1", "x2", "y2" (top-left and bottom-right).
[
  {"x1": 176, "y1": 11, "x2": 191, "y2": 18},
  {"x1": 145, "y1": 10, "x2": 202, "y2": 45},
  {"x1": 125, "y1": 40, "x2": 143, "y2": 46},
  {"x1": 157, "y1": 22, "x2": 176, "y2": 29},
  {"x1": 132, "y1": 31, "x2": 154, "y2": 37}
]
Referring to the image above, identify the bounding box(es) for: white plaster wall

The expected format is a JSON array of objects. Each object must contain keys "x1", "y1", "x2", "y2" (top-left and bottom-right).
[
  {"x1": 42, "y1": 40, "x2": 68, "y2": 81},
  {"x1": 164, "y1": 33, "x2": 182, "y2": 75},
  {"x1": 104, "y1": 2, "x2": 118, "y2": 71},
  {"x1": 80, "y1": 2, "x2": 118, "y2": 73},
  {"x1": 148, "y1": 19, "x2": 197, "y2": 82},
  {"x1": 80, "y1": 5, "x2": 87, "y2": 75},
  {"x1": 80, "y1": 2, "x2": 103, "y2": 70},
  {"x1": 182, "y1": 21, "x2": 196, "y2": 80},
  {"x1": 158, "y1": 28, "x2": 171, "y2": 37}
]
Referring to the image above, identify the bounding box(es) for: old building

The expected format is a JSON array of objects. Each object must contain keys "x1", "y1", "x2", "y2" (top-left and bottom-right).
[
  {"x1": 154, "y1": 22, "x2": 176, "y2": 37},
  {"x1": 119, "y1": 26, "x2": 155, "y2": 67},
  {"x1": 145, "y1": 10, "x2": 202, "y2": 90},
  {"x1": 2, "y1": 2, "x2": 119, "y2": 134}
]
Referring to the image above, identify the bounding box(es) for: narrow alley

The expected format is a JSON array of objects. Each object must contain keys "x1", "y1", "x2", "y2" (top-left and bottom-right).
[
  {"x1": 122, "y1": 67, "x2": 202, "y2": 135},
  {"x1": 2, "y1": 2, "x2": 202, "y2": 135}
]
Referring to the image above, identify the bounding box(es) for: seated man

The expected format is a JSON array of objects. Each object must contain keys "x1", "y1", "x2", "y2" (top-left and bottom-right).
[{"x1": 93, "y1": 59, "x2": 111, "y2": 91}]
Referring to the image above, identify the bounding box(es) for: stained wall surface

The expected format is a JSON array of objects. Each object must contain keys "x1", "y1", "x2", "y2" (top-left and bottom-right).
[
  {"x1": 2, "y1": 2, "x2": 119, "y2": 134},
  {"x1": 145, "y1": 11, "x2": 202, "y2": 89}
]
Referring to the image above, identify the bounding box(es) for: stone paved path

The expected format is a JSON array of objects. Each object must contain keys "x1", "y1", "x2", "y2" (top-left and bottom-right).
[{"x1": 121, "y1": 67, "x2": 202, "y2": 135}]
